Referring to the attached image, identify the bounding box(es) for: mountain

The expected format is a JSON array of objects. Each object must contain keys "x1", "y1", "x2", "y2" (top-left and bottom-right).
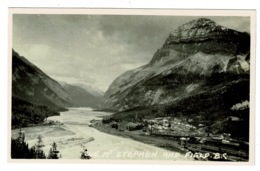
[
  {"x1": 103, "y1": 18, "x2": 250, "y2": 140},
  {"x1": 71, "y1": 83, "x2": 104, "y2": 97},
  {"x1": 12, "y1": 49, "x2": 72, "y2": 108},
  {"x1": 163, "y1": 18, "x2": 249, "y2": 55},
  {"x1": 104, "y1": 18, "x2": 250, "y2": 111},
  {"x1": 58, "y1": 82, "x2": 104, "y2": 108},
  {"x1": 12, "y1": 49, "x2": 72, "y2": 128}
]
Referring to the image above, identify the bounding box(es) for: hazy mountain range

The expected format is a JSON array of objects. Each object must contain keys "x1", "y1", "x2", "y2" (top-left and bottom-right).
[{"x1": 58, "y1": 81, "x2": 104, "y2": 107}]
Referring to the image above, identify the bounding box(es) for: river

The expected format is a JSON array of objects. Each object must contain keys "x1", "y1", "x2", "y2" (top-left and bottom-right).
[{"x1": 12, "y1": 108, "x2": 189, "y2": 160}]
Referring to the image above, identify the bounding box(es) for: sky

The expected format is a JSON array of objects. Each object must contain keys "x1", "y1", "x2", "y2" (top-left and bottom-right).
[{"x1": 12, "y1": 14, "x2": 250, "y2": 92}]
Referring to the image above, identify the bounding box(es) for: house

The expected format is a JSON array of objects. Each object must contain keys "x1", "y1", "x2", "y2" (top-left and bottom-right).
[
  {"x1": 126, "y1": 122, "x2": 143, "y2": 131},
  {"x1": 210, "y1": 134, "x2": 224, "y2": 140},
  {"x1": 148, "y1": 120, "x2": 156, "y2": 124},
  {"x1": 110, "y1": 121, "x2": 119, "y2": 129},
  {"x1": 163, "y1": 119, "x2": 168, "y2": 124},
  {"x1": 188, "y1": 118, "x2": 194, "y2": 123}
]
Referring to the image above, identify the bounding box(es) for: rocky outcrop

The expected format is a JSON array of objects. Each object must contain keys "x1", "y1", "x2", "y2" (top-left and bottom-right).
[{"x1": 155, "y1": 18, "x2": 250, "y2": 63}]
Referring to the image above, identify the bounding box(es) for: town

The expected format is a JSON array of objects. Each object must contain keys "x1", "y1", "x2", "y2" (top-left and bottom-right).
[{"x1": 92, "y1": 116, "x2": 249, "y2": 162}]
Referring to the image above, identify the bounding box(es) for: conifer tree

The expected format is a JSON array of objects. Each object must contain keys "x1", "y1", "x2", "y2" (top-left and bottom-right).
[
  {"x1": 34, "y1": 135, "x2": 46, "y2": 159},
  {"x1": 11, "y1": 129, "x2": 31, "y2": 158},
  {"x1": 47, "y1": 142, "x2": 60, "y2": 159}
]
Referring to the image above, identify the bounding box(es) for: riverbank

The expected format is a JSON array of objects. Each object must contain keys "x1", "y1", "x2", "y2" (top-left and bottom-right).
[
  {"x1": 12, "y1": 108, "x2": 191, "y2": 160},
  {"x1": 92, "y1": 122, "x2": 188, "y2": 154}
]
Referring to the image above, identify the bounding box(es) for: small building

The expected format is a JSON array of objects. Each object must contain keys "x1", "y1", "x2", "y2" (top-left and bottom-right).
[
  {"x1": 180, "y1": 137, "x2": 189, "y2": 147},
  {"x1": 110, "y1": 121, "x2": 119, "y2": 129},
  {"x1": 148, "y1": 120, "x2": 156, "y2": 125},
  {"x1": 210, "y1": 134, "x2": 224, "y2": 140},
  {"x1": 126, "y1": 122, "x2": 142, "y2": 131},
  {"x1": 162, "y1": 119, "x2": 168, "y2": 124}
]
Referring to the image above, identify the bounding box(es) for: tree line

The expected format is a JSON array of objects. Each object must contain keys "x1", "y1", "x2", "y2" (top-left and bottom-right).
[
  {"x1": 11, "y1": 129, "x2": 61, "y2": 159},
  {"x1": 12, "y1": 96, "x2": 61, "y2": 129}
]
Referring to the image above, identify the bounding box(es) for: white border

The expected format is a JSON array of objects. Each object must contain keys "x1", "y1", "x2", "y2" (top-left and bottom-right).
[{"x1": 0, "y1": 0, "x2": 259, "y2": 171}]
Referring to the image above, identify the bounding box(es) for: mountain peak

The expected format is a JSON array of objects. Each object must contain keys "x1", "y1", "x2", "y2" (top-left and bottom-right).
[
  {"x1": 164, "y1": 18, "x2": 244, "y2": 46},
  {"x1": 150, "y1": 18, "x2": 250, "y2": 66},
  {"x1": 183, "y1": 18, "x2": 217, "y2": 28}
]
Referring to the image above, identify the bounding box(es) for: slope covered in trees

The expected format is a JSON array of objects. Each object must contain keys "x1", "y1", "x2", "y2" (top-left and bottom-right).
[{"x1": 11, "y1": 97, "x2": 66, "y2": 128}]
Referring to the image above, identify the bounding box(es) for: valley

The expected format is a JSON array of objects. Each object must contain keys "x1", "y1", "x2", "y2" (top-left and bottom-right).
[
  {"x1": 12, "y1": 108, "x2": 190, "y2": 160},
  {"x1": 11, "y1": 17, "x2": 251, "y2": 162}
]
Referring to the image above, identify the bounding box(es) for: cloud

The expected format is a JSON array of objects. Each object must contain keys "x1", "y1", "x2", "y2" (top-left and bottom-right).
[{"x1": 207, "y1": 16, "x2": 250, "y2": 33}]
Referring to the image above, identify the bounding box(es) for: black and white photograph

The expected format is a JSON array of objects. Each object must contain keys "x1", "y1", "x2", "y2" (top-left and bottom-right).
[{"x1": 9, "y1": 9, "x2": 255, "y2": 163}]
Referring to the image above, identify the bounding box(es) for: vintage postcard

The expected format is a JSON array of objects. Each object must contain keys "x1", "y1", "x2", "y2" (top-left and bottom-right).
[{"x1": 8, "y1": 8, "x2": 256, "y2": 164}]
